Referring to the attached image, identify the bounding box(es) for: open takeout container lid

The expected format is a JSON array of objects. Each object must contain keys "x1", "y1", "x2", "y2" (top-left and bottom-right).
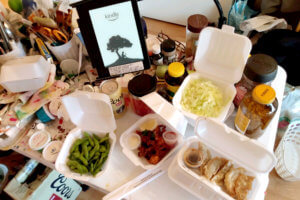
[
  {"x1": 0, "y1": 55, "x2": 52, "y2": 92},
  {"x1": 194, "y1": 25, "x2": 252, "y2": 84},
  {"x1": 140, "y1": 92, "x2": 188, "y2": 136},
  {"x1": 194, "y1": 117, "x2": 276, "y2": 173},
  {"x1": 62, "y1": 91, "x2": 116, "y2": 133}
]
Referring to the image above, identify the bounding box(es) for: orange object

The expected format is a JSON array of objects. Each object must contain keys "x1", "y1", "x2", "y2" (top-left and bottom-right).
[{"x1": 53, "y1": 30, "x2": 68, "y2": 43}]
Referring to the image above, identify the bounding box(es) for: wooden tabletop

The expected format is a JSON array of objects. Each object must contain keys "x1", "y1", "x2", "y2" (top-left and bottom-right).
[{"x1": 144, "y1": 17, "x2": 300, "y2": 200}]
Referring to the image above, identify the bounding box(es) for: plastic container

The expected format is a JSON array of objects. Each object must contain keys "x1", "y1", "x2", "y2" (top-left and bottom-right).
[
  {"x1": 46, "y1": 35, "x2": 79, "y2": 62},
  {"x1": 163, "y1": 131, "x2": 178, "y2": 148},
  {"x1": 28, "y1": 130, "x2": 51, "y2": 151},
  {"x1": 168, "y1": 117, "x2": 276, "y2": 200},
  {"x1": 125, "y1": 133, "x2": 141, "y2": 150},
  {"x1": 55, "y1": 91, "x2": 116, "y2": 181},
  {"x1": 120, "y1": 113, "x2": 184, "y2": 170},
  {"x1": 0, "y1": 55, "x2": 51, "y2": 93},
  {"x1": 42, "y1": 141, "x2": 63, "y2": 163},
  {"x1": 128, "y1": 74, "x2": 156, "y2": 116},
  {"x1": 275, "y1": 119, "x2": 300, "y2": 181},
  {"x1": 173, "y1": 25, "x2": 252, "y2": 125},
  {"x1": 0, "y1": 41, "x2": 26, "y2": 65},
  {"x1": 233, "y1": 54, "x2": 278, "y2": 107},
  {"x1": 120, "y1": 92, "x2": 188, "y2": 170}
]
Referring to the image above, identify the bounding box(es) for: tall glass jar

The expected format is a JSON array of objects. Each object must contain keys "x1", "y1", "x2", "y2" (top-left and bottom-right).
[
  {"x1": 234, "y1": 54, "x2": 278, "y2": 107},
  {"x1": 234, "y1": 84, "x2": 278, "y2": 138},
  {"x1": 185, "y1": 14, "x2": 208, "y2": 60}
]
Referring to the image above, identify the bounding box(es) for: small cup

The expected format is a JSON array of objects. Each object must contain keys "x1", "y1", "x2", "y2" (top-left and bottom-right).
[
  {"x1": 42, "y1": 141, "x2": 63, "y2": 163},
  {"x1": 46, "y1": 35, "x2": 79, "y2": 62},
  {"x1": 163, "y1": 132, "x2": 178, "y2": 148},
  {"x1": 126, "y1": 133, "x2": 141, "y2": 150},
  {"x1": 29, "y1": 130, "x2": 51, "y2": 151},
  {"x1": 60, "y1": 59, "x2": 79, "y2": 75}
]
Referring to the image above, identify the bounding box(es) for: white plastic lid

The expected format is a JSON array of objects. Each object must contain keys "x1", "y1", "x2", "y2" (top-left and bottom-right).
[
  {"x1": 194, "y1": 25, "x2": 252, "y2": 84},
  {"x1": 0, "y1": 55, "x2": 50, "y2": 81},
  {"x1": 194, "y1": 117, "x2": 276, "y2": 173},
  {"x1": 152, "y1": 44, "x2": 161, "y2": 54},
  {"x1": 140, "y1": 92, "x2": 187, "y2": 136},
  {"x1": 62, "y1": 91, "x2": 116, "y2": 133}
]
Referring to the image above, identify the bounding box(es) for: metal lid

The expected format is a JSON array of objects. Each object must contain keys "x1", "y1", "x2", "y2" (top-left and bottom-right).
[
  {"x1": 244, "y1": 54, "x2": 278, "y2": 83},
  {"x1": 161, "y1": 39, "x2": 176, "y2": 53},
  {"x1": 128, "y1": 74, "x2": 157, "y2": 97},
  {"x1": 187, "y1": 14, "x2": 208, "y2": 33}
]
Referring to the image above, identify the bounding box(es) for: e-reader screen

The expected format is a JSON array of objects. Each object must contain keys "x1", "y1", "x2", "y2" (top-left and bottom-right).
[{"x1": 89, "y1": 1, "x2": 144, "y2": 76}]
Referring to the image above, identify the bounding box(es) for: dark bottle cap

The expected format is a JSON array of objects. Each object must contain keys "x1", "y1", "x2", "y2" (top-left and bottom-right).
[
  {"x1": 244, "y1": 54, "x2": 278, "y2": 83},
  {"x1": 187, "y1": 14, "x2": 208, "y2": 33},
  {"x1": 161, "y1": 39, "x2": 176, "y2": 53},
  {"x1": 128, "y1": 74, "x2": 157, "y2": 97}
]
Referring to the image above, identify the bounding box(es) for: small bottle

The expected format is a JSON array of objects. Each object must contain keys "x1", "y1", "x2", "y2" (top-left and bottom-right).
[
  {"x1": 234, "y1": 54, "x2": 278, "y2": 107},
  {"x1": 151, "y1": 44, "x2": 163, "y2": 66},
  {"x1": 235, "y1": 84, "x2": 278, "y2": 138},
  {"x1": 165, "y1": 62, "x2": 188, "y2": 100},
  {"x1": 161, "y1": 39, "x2": 176, "y2": 65}
]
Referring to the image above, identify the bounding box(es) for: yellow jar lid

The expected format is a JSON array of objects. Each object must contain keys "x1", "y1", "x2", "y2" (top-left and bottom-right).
[
  {"x1": 168, "y1": 62, "x2": 185, "y2": 78},
  {"x1": 252, "y1": 84, "x2": 276, "y2": 104}
]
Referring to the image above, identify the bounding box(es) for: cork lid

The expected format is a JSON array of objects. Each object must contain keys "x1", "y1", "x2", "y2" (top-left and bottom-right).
[{"x1": 187, "y1": 14, "x2": 208, "y2": 33}]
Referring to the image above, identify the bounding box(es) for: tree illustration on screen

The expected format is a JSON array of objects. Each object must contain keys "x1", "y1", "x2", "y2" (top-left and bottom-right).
[{"x1": 107, "y1": 35, "x2": 132, "y2": 59}]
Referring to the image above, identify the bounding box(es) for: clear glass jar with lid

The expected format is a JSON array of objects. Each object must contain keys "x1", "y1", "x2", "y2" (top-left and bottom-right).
[
  {"x1": 235, "y1": 84, "x2": 278, "y2": 138},
  {"x1": 233, "y1": 54, "x2": 278, "y2": 107},
  {"x1": 185, "y1": 14, "x2": 208, "y2": 60}
]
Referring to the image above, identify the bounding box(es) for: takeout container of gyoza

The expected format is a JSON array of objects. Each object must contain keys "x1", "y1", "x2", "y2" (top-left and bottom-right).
[
  {"x1": 173, "y1": 25, "x2": 252, "y2": 125},
  {"x1": 168, "y1": 117, "x2": 277, "y2": 200},
  {"x1": 55, "y1": 91, "x2": 116, "y2": 181},
  {"x1": 120, "y1": 92, "x2": 188, "y2": 170}
]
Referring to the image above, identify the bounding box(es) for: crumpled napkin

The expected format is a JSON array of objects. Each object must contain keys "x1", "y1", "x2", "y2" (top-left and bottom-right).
[{"x1": 240, "y1": 15, "x2": 288, "y2": 35}]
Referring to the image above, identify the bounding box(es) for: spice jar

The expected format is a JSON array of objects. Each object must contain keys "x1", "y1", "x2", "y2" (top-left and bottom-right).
[
  {"x1": 185, "y1": 14, "x2": 208, "y2": 59},
  {"x1": 165, "y1": 62, "x2": 188, "y2": 100},
  {"x1": 161, "y1": 39, "x2": 176, "y2": 65},
  {"x1": 234, "y1": 54, "x2": 278, "y2": 107},
  {"x1": 151, "y1": 44, "x2": 163, "y2": 66},
  {"x1": 128, "y1": 74, "x2": 157, "y2": 116},
  {"x1": 234, "y1": 84, "x2": 278, "y2": 138}
]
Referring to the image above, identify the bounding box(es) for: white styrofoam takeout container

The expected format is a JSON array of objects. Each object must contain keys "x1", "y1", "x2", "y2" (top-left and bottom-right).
[
  {"x1": 120, "y1": 92, "x2": 188, "y2": 170},
  {"x1": 0, "y1": 55, "x2": 51, "y2": 93},
  {"x1": 173, "y1": 25, "x2": 252, "y2": 125},
  {"x1": 55, "y1": 91, "x2": 117, "y2": 181},
  {"x1": 168, "y1": 117, "x2": 277, "y2": 200}
]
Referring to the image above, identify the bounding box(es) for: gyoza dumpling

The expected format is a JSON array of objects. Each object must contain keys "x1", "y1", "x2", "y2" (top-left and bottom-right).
[
  {"x1": 235, "y1": 174, "x2": 255, "y2": 200},
  {"x1": 203, "y1": 157, "x2": 228, "y2": 180},
  {"x1": 224, "y1": 167, "x2": 246, "y2": 196},
  {"x1": 211, "y1": 160, "x2": 232, "y2": 184}
]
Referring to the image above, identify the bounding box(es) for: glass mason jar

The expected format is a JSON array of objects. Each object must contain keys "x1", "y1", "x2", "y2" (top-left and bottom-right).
[{"x1": 235, "y1": 84, "x2": 278, "y2": 138}]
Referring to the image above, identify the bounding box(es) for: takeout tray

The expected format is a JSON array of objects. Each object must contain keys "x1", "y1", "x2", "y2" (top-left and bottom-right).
[
  {"x1": 120, "y1": 113, "x2": 183, "y2": 170},
  {"x1": 173, "y1": 25, "x2": 252, "y2": 125}
]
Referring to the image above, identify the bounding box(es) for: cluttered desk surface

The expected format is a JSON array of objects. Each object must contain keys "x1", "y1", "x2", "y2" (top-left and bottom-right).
[{"x1": 0, "y1": 0, "x2": 300, "y2": 198}]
